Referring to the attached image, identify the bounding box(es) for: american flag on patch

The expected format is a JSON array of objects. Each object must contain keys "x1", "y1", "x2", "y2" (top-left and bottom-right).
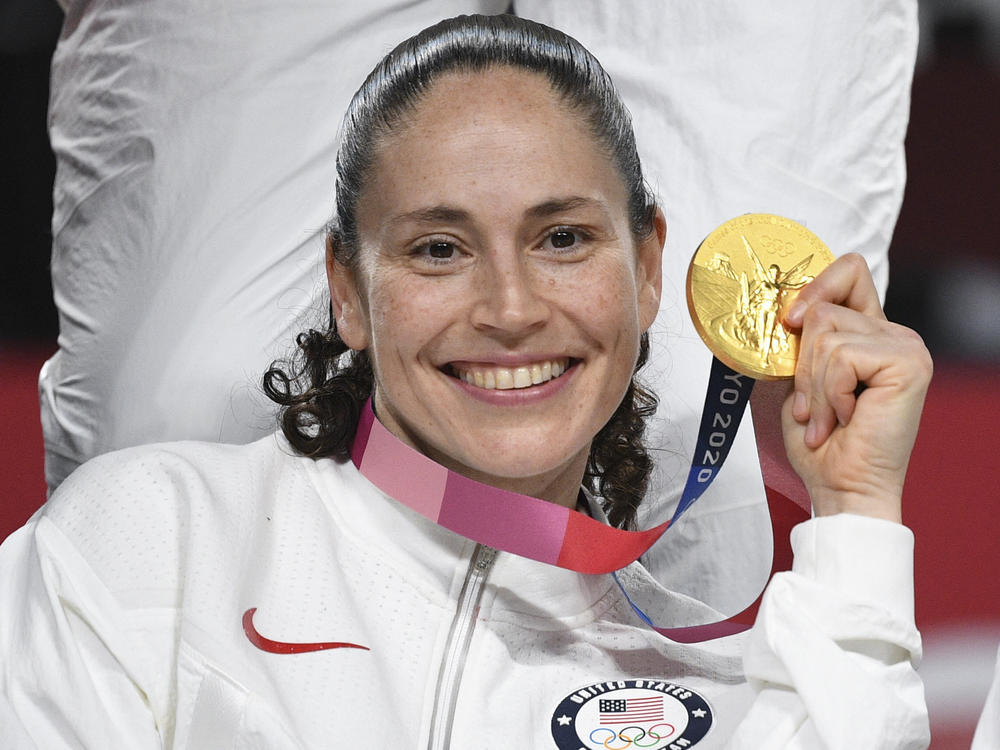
[{"x1": 598, "y1": 696, "x2": 664, "y2": 724}]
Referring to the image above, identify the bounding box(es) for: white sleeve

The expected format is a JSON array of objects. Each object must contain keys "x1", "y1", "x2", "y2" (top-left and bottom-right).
[
  {"x1": 972, "y1": 645, "x2": 1000, "y2": 750},
  {"x1": 0, "y1": 521, "x2": 161, "y2": 748},
  {"x1": 732, "y1": 514, "x2": 929, "y2": 749}
]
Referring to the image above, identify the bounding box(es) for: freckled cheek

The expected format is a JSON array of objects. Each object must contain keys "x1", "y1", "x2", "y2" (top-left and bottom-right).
[
  {"x1": 556, "y1": 267, "x2": 639, "y2": 341},
  {"x1": 366, "y1": 281, "x2": 452, "y2": 357}
]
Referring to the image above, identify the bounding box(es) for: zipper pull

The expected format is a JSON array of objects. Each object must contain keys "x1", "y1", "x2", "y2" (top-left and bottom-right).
[{"x1": 474, "y1": 545, "x2": 497, "y2": 572}]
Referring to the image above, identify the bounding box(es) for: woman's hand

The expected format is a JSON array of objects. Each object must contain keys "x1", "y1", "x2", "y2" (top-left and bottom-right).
[{"x1": 780, "y1": 253, "x2": 933, "y2": 523}]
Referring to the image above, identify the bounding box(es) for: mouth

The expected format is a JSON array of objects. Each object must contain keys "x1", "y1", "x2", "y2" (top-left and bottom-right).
[{"x1": 447, "y1": 357, "x2": 573, "y2": 391}]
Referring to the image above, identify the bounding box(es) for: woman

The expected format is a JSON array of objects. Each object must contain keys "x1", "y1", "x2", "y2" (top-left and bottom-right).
[{"x1": 0, "y1": 14, "x2": 931, "y2": 749}]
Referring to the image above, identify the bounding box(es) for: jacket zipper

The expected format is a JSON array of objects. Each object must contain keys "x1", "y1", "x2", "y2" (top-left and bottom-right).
[{"x1": 426, "y1": 543, "x2": 497, "y2": 750}]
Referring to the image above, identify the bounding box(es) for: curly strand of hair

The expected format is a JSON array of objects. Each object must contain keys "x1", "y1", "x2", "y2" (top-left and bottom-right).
[
  {"x1": 262, "y1": 329, "x2": 374, "y2": 460},
  {"x1": 585, "y1": 336, "x2": 658, "y2": 530}
]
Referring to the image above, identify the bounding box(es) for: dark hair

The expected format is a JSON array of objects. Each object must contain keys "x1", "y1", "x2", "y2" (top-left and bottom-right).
[{"x1": 264, "y1": 13, "x2": 658, "y2": 529}]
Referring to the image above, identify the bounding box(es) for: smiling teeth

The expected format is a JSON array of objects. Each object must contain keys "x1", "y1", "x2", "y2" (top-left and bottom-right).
[{"x1": 455, "y1": 358, "x2": 569, "y2": 390}]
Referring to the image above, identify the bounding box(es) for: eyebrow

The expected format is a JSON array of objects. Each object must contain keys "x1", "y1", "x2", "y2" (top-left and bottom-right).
[
  {"x1": 390, "y1": 196, "x2": 606, "y2": 227},
  {"x1": 525, "y1": 196, "x2": 603, "y2": 220},
  {"x1": 392, "y1": 205, "x2": 472, "y2": 226}
]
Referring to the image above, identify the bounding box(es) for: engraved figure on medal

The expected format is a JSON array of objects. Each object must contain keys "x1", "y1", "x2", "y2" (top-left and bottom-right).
[{"x1": 734, "y1": 236, "x2": 814, "y2": 367}]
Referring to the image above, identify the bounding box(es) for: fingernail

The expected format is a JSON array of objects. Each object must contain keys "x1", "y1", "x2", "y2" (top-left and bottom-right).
[
  {"x1": 786, "y1": 300, "x2": 807, "y2": 326},
  {"x1": 792, "y1": 391, "x2": 808, "y2": 419},
  {"x1": 805, "y1": 419, "x2": 818, "y2": 445}
]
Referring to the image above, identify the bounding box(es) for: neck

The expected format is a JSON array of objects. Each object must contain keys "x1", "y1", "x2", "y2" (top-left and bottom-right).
[
  {"x1": 427, "y1": 455, "x2": 588, "y2": 510},
  {"x1": 362, "y1": 397, "x2": 589, "y2": 509}
]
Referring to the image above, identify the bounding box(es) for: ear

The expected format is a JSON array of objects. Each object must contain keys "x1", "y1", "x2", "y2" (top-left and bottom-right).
[
  {"x1": 326, "y1": 234, "x2": 370, "y2": 351},
  {"x1": 636, "y1": 207, "x2": 666, "y2": 332}
]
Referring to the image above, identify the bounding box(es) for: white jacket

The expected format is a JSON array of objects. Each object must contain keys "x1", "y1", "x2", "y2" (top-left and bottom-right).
[{"x1": 0, "y1": 436, "x2": 928, "y2": 748}]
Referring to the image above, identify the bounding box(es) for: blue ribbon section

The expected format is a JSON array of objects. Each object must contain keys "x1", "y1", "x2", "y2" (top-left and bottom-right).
[{"x1": 670, "y1": 358, "x2": 755, "y2": 523}]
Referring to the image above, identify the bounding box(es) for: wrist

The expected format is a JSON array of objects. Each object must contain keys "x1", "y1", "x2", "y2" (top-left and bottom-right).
[{"x1": 809, "y1": 489, "x2": 903, "y2": 524}]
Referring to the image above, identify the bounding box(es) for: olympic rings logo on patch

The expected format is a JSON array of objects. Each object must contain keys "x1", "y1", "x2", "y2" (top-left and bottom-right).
[
  {"x1": 588, "y1": 724, "x2": 676, "y2": 748},
  {"x1": 550, "y1": 679, "x2": 713, "y2": 750}
]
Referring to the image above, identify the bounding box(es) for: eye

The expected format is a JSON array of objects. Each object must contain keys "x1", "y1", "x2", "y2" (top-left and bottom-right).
[
  {"x1": 549, "y1": 230, "x2": 577, "y2": 249},
  {"x1": 426, "y1": 241, "x2": 456, "y2": 259},
  {"x1": 541, "y1": 227, "x2": 591, "y2": 256},
  {"x1": 408, "y1": 237, "x2": 466, "y2": 270}
]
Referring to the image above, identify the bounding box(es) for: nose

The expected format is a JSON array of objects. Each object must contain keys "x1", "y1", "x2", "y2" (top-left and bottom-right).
[{"x1": 471, "y1": 252, "x2": 550, "y2": 338}]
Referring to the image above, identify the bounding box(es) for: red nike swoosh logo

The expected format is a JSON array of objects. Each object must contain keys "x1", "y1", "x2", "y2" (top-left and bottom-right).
[{"x1": 243, "y1": 607, "x2": 370, "y2": 654}]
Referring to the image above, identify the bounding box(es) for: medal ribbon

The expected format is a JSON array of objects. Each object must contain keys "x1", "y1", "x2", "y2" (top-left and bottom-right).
[{"x1": 350, "y1": 358, "x2": 809, "y2": 642}]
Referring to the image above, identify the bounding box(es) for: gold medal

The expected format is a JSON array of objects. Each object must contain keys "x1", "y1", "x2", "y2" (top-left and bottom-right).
[{"x1": 686, "y1": 214, "x2": 835, "y2": 380}]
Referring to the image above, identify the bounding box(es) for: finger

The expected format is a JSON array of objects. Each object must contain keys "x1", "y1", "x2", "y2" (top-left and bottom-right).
[
  {"x1": 804, "y1": 324, "x2": 930, "y2": 448},
  {"x1": 809, "y1": 334, "x2": 869, "y2": 446},
  {"x1": 786, "y1": 253, "x2": 882, "y2": 425},
  {"x1": 784, "y1": 253, "x2": 886, "y2": 329},
  {"x1": 805, "y1": 333, "x2": 884, "y2": 448},
  {"x1": 792, "y1": 299, "x2": 886, "y2": 429},
  {"x1": 800, "y1": 323, "x2": 840, "y2": 447}
]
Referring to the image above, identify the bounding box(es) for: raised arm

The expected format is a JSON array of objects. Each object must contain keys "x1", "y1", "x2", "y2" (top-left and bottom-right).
[{"x1": 732, "y1": 253, "x2": 933, "y2": 749}]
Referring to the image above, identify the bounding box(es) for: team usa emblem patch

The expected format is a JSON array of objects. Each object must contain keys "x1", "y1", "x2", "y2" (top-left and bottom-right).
[{"x1": 551, "y1": 679, "x2": 713, "y2": 749}]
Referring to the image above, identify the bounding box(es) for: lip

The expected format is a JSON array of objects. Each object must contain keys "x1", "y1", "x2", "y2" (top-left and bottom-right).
[{"x1": 445, "y1": 359, "x2": 579, "y2": 405}]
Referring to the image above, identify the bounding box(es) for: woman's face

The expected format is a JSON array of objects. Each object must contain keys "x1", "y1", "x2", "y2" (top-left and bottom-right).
[{"x1": 330, "y1": 68, "x2": 663, "y2": 506}]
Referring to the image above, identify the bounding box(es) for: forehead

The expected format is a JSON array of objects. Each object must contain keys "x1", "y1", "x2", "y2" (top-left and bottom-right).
[
  {"x1": 392, "y1": 66, "x2": 582, "y2": 136},
  {"x1": 359, "y1": 67, "x2": 627, "y2": 231}
]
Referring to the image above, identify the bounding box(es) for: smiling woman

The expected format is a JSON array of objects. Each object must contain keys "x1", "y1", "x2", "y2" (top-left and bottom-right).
[
  {"x1": 0, "y1": 13, "x2": 933, "y2": 750},
  {"x1": 339, "y1": 64, "x2": 663, "y2": 511},
  {"x1": 265, "y1": 19, "x2": 664, "y2": 528}
]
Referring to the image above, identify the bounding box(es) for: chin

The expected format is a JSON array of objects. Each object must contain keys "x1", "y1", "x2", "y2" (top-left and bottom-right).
[{"x1": 453, "y1": 441, "x2": 587, "y2": 486}]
